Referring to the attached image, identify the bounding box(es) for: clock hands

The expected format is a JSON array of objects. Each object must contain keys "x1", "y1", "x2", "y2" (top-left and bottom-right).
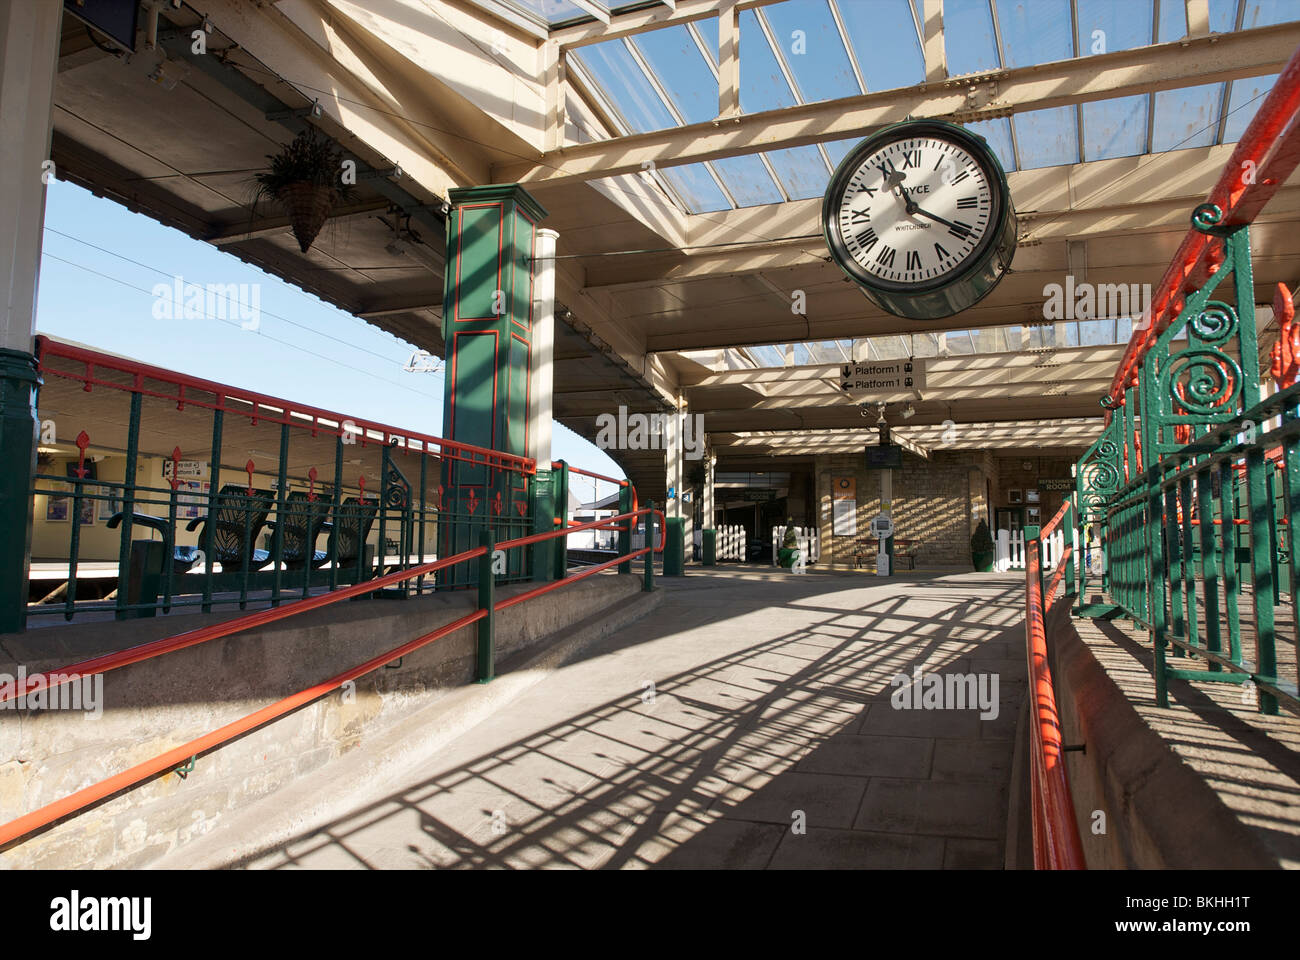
[
  {"x1": 908, "y1": 205, "x2": 973, "y2": 239},
  {"x1": 884, "y1": 165, "x2": 975, "y2": 240}
]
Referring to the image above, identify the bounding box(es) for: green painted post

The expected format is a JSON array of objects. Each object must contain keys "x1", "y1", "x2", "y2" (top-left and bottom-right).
[
  {"x1": 553, "y1": 459, "x2": 569, "y2": 579},
  {"x1": 703, "y1": 528, "x2": 717, "y2": 567},
  {"x1": 1218, "y1": 460, "x2": 1243, "y2": 664},
  {"x1": 529, "y1": 467, "x2": 554, "y2": 582},
  {"x1": 1246, "y1": 447, "x2": 1279, "y2": 714},
  {"x1": 477, "y1": 527, "x2": 495, "y2": 683},
  {"x1": 664, "y1": 517, "x2": 685, "y2": 576},
  {"x1": 643, "y1": 500, "x2": 656, "y2": 592},
  {"x1": 618, "y1": 484, "x2": 632, "y2": 574},
  {"x1": 1063, "y1": 499, "x2": 1075, "y2": 608},
  {"x1": 0, "y1": 349, "x2": 41, "y2": 633},
  {"x1": 1197, "y1": 465, "x2": 1223, "y2": 670},
  {"x1": 439, "y1": 184, "x2": 548, "y2": 588},
  {"x1": 1149, "y1": 481, "x2": 1171, "y2": 708}
]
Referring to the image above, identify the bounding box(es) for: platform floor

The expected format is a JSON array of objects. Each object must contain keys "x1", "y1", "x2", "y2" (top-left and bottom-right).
[{"x1": 239, "y1": 569, "x2": 1028, "y2": 870}]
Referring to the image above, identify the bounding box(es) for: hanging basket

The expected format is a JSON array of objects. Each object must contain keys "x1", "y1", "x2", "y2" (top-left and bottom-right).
[{"x1": 278, "y1": 181, "x2": 338, "y2": 253}]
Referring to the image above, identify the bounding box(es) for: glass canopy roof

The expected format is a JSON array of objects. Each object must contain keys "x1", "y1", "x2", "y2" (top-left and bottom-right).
[
  {"x1": 687, "y1": 314, "x2": 1136, "y2": 374},
  {"x1": 548, "y1": 0, "x2": 1300, "y2": 214}
]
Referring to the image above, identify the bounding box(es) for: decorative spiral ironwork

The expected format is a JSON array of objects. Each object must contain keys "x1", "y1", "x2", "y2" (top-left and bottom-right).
[
  {"x1": 1165, "y1": 349, "x2": 1240, "y2": 417},
  {"x1": 1096, "y1": 438, "x2": 1119, "y2": 460},
  {"x1": 1192, "y1": 202, "x2": 1225, "y2": 234},
  {"x1": 1086, "y1": 460, "x2": 1121, "y2": 495},
  {"x1": 1187, "y1": 300, "x2": 1237, "y2": 343},
  {"x1": 384, "y1": 463, "x2": 410, "y2": 510}
]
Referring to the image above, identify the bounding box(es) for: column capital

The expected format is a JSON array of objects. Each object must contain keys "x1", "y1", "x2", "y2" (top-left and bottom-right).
[{"x1": 448, "y1": 184, "x2": 548, "y2": 222}]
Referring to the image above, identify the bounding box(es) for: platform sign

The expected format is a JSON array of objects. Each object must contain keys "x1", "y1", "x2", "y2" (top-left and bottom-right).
[
  {"x1": 839, "y1": 359, "x2": 926, "y2": 397},
  {"x1": 1040, "y1": 478, "x2": 1074, "y2": 491}
]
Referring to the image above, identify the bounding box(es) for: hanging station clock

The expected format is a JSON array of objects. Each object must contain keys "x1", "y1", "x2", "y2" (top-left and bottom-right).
[{"x1": 822, "y1": 119, "x2": 1017, "y2": 320}]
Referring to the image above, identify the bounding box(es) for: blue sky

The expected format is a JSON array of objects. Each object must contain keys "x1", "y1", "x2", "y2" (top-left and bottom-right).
[{"x1": 34, "y1": 180, "x2": 624, "y2": 499}]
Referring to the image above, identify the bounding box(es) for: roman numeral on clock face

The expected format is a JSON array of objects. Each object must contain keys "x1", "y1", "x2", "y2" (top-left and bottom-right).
[
  {"x1": 950, "y1": 169, "x2": 971, "y2": 185},
  {"x1": 906, "y1": 250, "x2": 922, "y2": 272},
  {"x1": 934, "y1": 242, "x2": 951, "y2": 260},
  {"x1": 948, "y1": 221, "x2": 973, "y2": 240},
  {"x1": 876, "y1": 245, "x2": 896, "y2": 268},
  {"x1": 857, "y1": 226, "x2": 878, "y2": 252},
  {"x1": 900, "y1": 149, "x2": 921, "y2": 170},
  {"x1": 956, "y1": 196, "x2": 978, "y2": 209},
  {"x1": 850, "y1": 210, "x2": 871, "y2": 224}
]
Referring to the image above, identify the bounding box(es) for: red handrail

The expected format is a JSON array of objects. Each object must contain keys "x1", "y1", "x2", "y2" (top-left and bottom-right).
[
  {"x1": 1025, "y1": 539, "x2": 1086, "y2": 869},
  {"x1": 1107, "y1": 44, "x2": 1300, "y2": 409},
  {"x1": 1, "y1": 508, "x2": 662, "y2": 705},
  {"x1": 36, "y1": 336, "x2": 535, "y2": 474},
  {"x1": 0, "y1": 505, "x2": 665, "y2": 848}
]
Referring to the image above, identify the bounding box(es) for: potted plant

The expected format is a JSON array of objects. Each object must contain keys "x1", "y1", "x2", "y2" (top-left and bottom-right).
[
  {"x1": 253, "y1": 128, "x2": 352, "y2": 254},
  {"x1": 778, "y1": 518, "x2": 800, "y2": 569},
  {"x1": 971, "y1": 519, "x2": 995, "y2": 572}
]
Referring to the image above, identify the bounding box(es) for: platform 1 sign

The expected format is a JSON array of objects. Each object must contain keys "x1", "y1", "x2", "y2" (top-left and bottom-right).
[{"x1": 839, "y1": 359, "x2": 926, "y2": 396}]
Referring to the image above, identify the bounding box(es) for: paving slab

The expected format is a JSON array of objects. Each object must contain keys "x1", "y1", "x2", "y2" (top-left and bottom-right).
[{"x1": 230, "y1": 570, "x2": 1028, "y2": 869}]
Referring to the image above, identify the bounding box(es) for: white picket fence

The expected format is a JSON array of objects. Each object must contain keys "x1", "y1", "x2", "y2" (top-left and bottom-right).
[
  {"x1": 771, "y1": 525, "x2": 820, "y2": 567},
  {"x1": 688, "y1": 524, "x2": 748, "y2": 561},
  {"x1": 995, "y1": 528, "x2": 1066, "y2": 572}
]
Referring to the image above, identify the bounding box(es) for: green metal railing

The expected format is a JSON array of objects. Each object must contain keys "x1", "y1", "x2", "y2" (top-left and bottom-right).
[
  {"x1": 1073, "y1": 212, "x2": 1299, "y2": 716},
  {"x1": 25, "y1": 338, "x2": 539, "y2": 626}
]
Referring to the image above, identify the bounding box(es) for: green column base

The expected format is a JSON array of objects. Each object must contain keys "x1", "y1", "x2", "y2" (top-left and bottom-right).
[
  {"x1": 0, "y1": 347, "x2": 40, "y2": 634},
  {"x1": 664, "y1": 517, "x2": 685, "y2": 576}
]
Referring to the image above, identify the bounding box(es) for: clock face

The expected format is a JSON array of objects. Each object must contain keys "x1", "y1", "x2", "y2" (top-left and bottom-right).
[{"x1": 831, "y1": 133, "x2": 996, "y2": 290}]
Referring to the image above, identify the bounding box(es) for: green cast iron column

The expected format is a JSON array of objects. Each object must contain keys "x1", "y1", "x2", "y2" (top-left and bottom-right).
[
  {"x1": 438, "y1": 184, "x2": 548, "y2": 586},
  {"x1": 0, "y1": 349, "x2": 40, "y2": 632}
]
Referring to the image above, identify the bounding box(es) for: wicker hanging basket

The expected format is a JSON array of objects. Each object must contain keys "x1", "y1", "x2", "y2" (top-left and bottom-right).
[{"x1": 278, "y1": 181, "x2": 338, "y2": 253}]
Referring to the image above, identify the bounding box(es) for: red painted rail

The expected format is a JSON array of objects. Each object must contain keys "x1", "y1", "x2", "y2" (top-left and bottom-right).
[
  {"x1": 1023, "y1": 501, "x2": 1086, "y2": 869},
  {"x1": 0, "y1": 506, "x2": 664, "y2": 848},
  {"x1": 1107, "y1": 44, "x2": 1300, "y2": 409},
  {"x1": 37, "y1": 336, "x2": 535, "y2": 474}
]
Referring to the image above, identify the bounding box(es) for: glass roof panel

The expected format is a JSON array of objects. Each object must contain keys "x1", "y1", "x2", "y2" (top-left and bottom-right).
[
  {"x1": 1013, "y1": 106, "x2": 1079, "y2": 167},
  {"x1": 661, "y1": 165, "x2": 732, "y2": 212},
  {"x1": 994, "y1": 0, "x2": 1075, "y2": 67},
  {"x1": 631, "y1": 26, "x2": 784, "y2": 205},
  {"x1": 631, "y1": 26, "x2": 717, "y2": 123},
  {"x1": 573, "y1": 41, "x2": 675, "y2": 132},
  {"x1": 964, "y1": 117, "x2": 1018, "y2": 171},
  {"x1": 834, "y1": 0, "x2": 925, "y2": 89},
  {"x1": 1242, "y1": 0, "x2": 1300, "y2": 27},
  {"x1": 507, "y1": 0, "x2": 588, "y2": 25},
  {"x1": 739, "y1": 8, "x2": 798, "y2": 112},
  {"x1": 1076, "y1": 0, "x2": 1153, "y2": 53},
  {"x1": 1210, "y1": 0, "x2": 1243, "y2": 30},
  {"x1": 1151, "y1": 84, "x2": 1223, "y2": 151},
  {"x1": 760, "y1": 0, "x2": 860, "y2": 102},
  {"x1": 823, "y1": 138, "x2": 859, "y2": 171},
  {"x1": 942, "y1": 0, "x2": 1001, "y2": 75},
  {"x1": 1222, "y1": 74, "x2": 1279, "y2": 142},
  {"x1": 1157, "y1": 0, "x2": 1188, "y2": 38},
  {"x1": 1082, "y1": 95, "x2": 1149, "y2": 160},
  {"x1": 764, "y1": 145, "x2": 832, "y2": 199}
]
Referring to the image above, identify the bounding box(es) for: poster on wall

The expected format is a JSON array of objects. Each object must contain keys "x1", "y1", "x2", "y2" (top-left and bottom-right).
[
  {"x1": 833, "y1": 476, "x2": 856, "y2": 499},
  {"x1": 832, "y1": 499, "x2": 857, "y2": 536},
  {"x1": 45, "y1": 483, "x2": 70, "y2": 522},
  {"x1": 177, "y1": 481, "x2": 210, "y2": 519},
  {"x1": 77, "y1": 496, "x2": 96, "y2": 526},
  {"x1": 95, "y1": 485, "x2": 120, "y2": 522}
]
